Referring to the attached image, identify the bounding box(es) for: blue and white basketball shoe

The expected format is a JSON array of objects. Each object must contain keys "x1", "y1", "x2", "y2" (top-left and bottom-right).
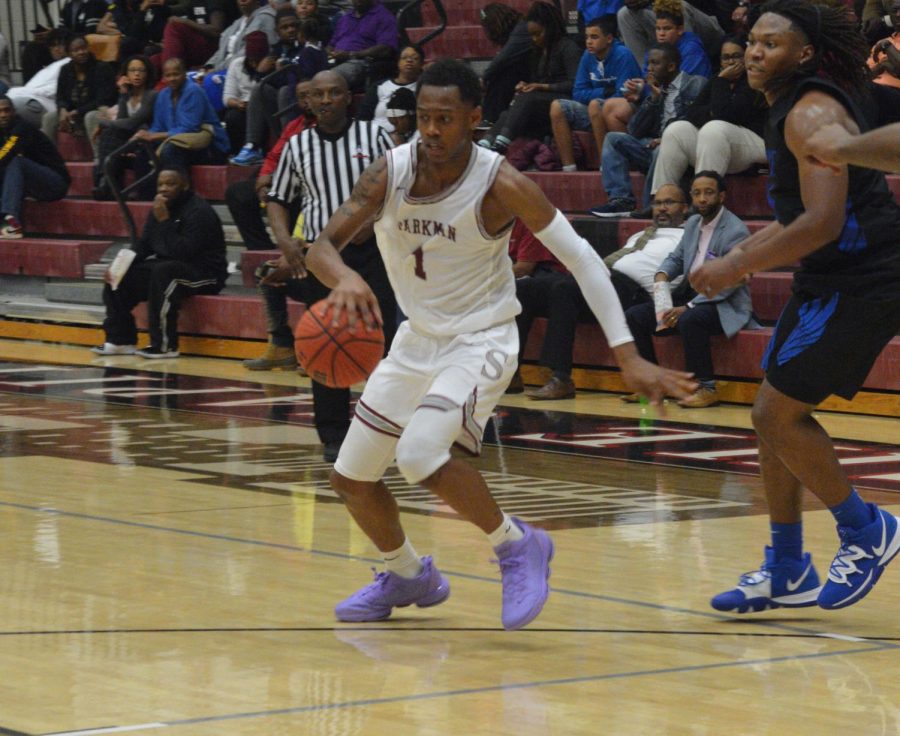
[
  {"x1": 818, "y1": 504, "x2": 900, "y2": 610},
  {"x1": 711, "y1": 546, "x2": 821, "y2": 613}
]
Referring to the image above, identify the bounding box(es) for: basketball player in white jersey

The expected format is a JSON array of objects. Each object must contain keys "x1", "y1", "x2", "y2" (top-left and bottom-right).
[{"x1": 304, "y1": 59, "x2": 697, "y2": 630}]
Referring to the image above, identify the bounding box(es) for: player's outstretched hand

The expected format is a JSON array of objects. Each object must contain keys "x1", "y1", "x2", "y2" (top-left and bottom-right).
[
  {"x1": 690, "y1": 254, "x2": 745, "y2": 298},
  {"x1": 325, "y1": 271, "x2": 383, "y2": 331},
  {"x1": 620, "y1": 353, "x2": 697, "y2": 411}
]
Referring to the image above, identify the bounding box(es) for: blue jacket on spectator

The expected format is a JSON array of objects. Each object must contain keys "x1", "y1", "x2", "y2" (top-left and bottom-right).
[
  {"x1": 149, "y1": 79, "x2": 229, "y2": 153},
  {"x1": 578, "y1": 0, "x2": 624, "y2": 21},
  {"x1": 572, "y1": 40, "x2": 641, "y2": 105}
]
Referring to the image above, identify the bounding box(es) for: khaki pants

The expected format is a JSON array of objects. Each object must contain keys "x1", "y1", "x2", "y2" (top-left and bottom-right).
[{"x1": 651, "y1": 119, "x2": 766, "y2": 194}]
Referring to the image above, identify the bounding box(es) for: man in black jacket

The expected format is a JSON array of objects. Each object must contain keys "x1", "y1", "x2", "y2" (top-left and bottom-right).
[
  {"x1": 93, "y1": 167, "x2": 228, "y2": 358},
  {"x1": 0, "y1": 96, "x2": 71, "y2": 238}
]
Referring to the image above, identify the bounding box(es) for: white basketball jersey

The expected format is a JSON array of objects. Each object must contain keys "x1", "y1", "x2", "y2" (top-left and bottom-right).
[{"x1": 374, "y1": 142, "x2": 519, "y2": 337}]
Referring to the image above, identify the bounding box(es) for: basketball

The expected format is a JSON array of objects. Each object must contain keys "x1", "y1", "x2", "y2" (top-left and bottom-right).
[{"x1": 293, "y1": 299, "x2": 385, "y2": 388}]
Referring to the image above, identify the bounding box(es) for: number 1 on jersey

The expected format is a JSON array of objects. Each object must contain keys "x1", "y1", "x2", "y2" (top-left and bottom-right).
[{"x1": 413, "y1": 246, "x2": 427, "y2": 280}]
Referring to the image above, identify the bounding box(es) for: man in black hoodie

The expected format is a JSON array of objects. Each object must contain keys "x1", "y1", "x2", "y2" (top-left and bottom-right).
[
  {"x1": 93, "y1": 167, "x2": 228, "y2": 359},
  {"x1": 0, "y1": 95, "x2": 70, "y2": 238}
]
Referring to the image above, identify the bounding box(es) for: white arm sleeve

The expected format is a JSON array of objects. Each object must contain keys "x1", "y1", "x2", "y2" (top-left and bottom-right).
[{"x1": 533, "y1": 210, "x2": 634, "y2": 348}]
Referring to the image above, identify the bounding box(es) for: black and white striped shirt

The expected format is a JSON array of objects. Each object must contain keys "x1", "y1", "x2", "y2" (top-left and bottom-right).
[{"x1": 268, "y1": 120, "x2": 394, "y2": 242}]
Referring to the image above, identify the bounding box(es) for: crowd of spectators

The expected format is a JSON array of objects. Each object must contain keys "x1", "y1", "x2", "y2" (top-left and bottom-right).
[{"x1": 2, "y1": 0, "x2": 898, "y2": 413}]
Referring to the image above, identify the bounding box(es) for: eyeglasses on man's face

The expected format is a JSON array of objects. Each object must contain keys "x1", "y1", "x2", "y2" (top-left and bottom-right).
[{"x1": 651, "y1": 199, "x2": 685, "y2": 207}]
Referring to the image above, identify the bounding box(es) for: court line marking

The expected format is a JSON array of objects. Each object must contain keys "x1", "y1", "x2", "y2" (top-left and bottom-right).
[
  {"x1": 37, "y1": 644, "x2": 892, "y2": 735},
  {"x1": 1, "y1": 498, "x2": 892, "y2": 643},
  {"x1": 0, "y1": 626, "x2": 884, "y2": 642}
]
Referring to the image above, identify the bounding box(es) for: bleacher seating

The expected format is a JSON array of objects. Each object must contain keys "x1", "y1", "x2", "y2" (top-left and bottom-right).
[
  {"x1": 133, "y1": 294, "x2": 305, "y2": 340},
  {"x1": 3, "y1": 7, "x2": 898, "y2": 414},
  {"x1": 420, "y1": 0, "x2": 532, "y2": 26},
  {"x1": 0, "y1": 239, "x2": 113, "y2": 278},
  {"x1": 65, "y1": 162, "x2": 259, "y2": 201},
  {"x1": 55, "y1": 131, "x2": 94, "y2": 162}
]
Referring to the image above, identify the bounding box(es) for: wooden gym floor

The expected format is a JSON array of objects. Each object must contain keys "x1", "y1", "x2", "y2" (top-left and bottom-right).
[{"x1": 0, "y1": 339, "x2": 898, "y2": 736}]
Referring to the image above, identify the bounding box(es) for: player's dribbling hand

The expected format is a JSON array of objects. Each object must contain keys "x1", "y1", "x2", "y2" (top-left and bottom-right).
[{"x1": 326, "y1": 272, "x2": 382, "y2": 331}]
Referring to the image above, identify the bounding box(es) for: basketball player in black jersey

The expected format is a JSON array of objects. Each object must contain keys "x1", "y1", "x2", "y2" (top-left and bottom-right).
[{"x1": 691, "y1": 0, "x2": 900, "y2": 613}]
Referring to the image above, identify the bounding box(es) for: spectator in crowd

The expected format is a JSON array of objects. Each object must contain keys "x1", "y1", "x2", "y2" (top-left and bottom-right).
[
  {"x1": 42, "y1": 35, "x2": 118, "y2": 143},
  {"x1": 262, "y1": 70, "x2": 396, "y2": 461},
  {"x1": 23, "y1": 0, "x2": 107, "y2": 81},
  {"x1": 132, "y1": 58, "x2": 229, "y2": 169},
  {"x1": 505, "y1": 219, "x2": 568, "y2": 393},
  {"x1": 0, "y1": 96, "x2": 71, "y2": 239},
  {"x1": 327, "y1": 0, "x2": 399, "y2": 90},
  {"x1": 296, "y1": 0, "x2": 334, "y2": 45},
  {"x1": 479, "y1": 3, "x2": 533, "y2": 125},
  {"x1": 383, "y1": 86, "x2": 417, "y2": 145},
  {"x1": 153, "y1": 0, "x2": 227, "y2": 74},
  {"x1": 868, "y1": 0, "x2": 900, "y2": 87},
  {"x1": 647, "y1": 36, "x2": 766, "y2": 210},
  {"x1": 93, "y1": 167, "x2": 227, "y2": 359},
  {"x1": 357, "y1": 45, "x2": 423, "y2": 133},
  {"x1": 624, "y1": 171, "x2": 754, "y2": 407},
  {"x1": 862, "y1": 0, "x2": 897, "y2": 43},
  {"x1": 479, "y1": 2, "x2": 581, "y2": 153},
  {"x1": 226, "y1": 79, "x2": 314, "y2": 253},
  {"x1": 617, "y1": 0, "x2": 723, "y2": 63},
  {"x1": 222, "y1": 31, "x2": 270, "y2": 153},
  {"x1": 197, "y1": 0, "x2": 277, "y2": 111},
  {"x1": 90, "y1": 54, "x2": 158, "y2": 200},
  {"x1": 95, "y1": 0, "x2": 172, "y2": 59},
  {"x1": 589, "y1": 43, "x2": 705, "y2": 217},
  {"x1": 549, "y1": 14, "x2": 641, "y2": 171},
  {"x1": 230, "y1": 10, "x2": 327, "y2": 165},
  {"x1": 519, "y1": 183, "x2": 689, "y2": 400},
  {"x1": 5, "y1": 32, "x2": 71, "y2": 129},
  {"x1": 652, "y1": 0, "x2": 712, "y2": 77},
  {"x1": 0, "y1": 32, "x2": 10, "y2": 94}
]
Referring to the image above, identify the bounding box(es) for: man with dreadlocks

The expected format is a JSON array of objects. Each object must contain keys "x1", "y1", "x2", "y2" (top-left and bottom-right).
[{"x1": 691, "y1": 0, "x2": 900, "y2": 614}]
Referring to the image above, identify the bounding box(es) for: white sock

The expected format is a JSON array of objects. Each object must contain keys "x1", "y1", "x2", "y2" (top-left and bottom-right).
[
  {"x1": 562, "y1": 164, "x2": 577, "y2": 172},
  {"x1": 383, "y1": 538, "x2": 424, "y2": 579},
  {"x1": 488, "y1": 512, "x2": 525, "y2": 549}
]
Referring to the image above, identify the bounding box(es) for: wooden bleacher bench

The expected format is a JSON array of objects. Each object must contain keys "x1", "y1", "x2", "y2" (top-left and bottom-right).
[
  {"x1": 239, "y1": 249, "x2": 281, "y2": 288},
  {"x1": 132, "y1": 293, "x2": 305, "y2": 340},
  {"x1": 0, "y1": 238, "x2": 112, "y2": 278},
  {"x1": 408, "y1": 25, "x2": 495, "y2": 60},
  {"x1": 421, "y1": 0, "x2": 532, "y2": 26},
  {"x1": 523, "y1": 319, "x2": 899, "y2": 391},
  {"x1": 64, "y1": 162, "x2": 259, "y2": 202},
  {"x1": 55, "y1": 131, "x2": 93, "y2": 162},
  {"x1": 24, "y1": 200, "x2": 153, "y2": 238}
]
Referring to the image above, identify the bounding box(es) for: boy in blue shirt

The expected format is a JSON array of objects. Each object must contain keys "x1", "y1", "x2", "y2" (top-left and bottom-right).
[
  {"x1": 652, "y1": 4, "x2": 711, "y2": 78},
  {"x1": 550, "y1": 14, "x2": 641, "y2": 171}
]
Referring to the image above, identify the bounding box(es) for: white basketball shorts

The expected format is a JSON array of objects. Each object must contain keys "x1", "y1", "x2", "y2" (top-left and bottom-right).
[{"x1": 333, "y1": 319, "x2": 519, "y2": 482}]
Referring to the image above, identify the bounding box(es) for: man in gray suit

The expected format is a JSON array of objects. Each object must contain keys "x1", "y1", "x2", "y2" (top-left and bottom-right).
[{"x1": 623, "y1": 170, "x2": 755, "y2": 407}]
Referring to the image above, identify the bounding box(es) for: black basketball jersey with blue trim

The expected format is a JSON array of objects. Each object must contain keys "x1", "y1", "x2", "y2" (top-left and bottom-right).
[{"x1": 765, "y1": 77, "x2": 900, "y2": 300}]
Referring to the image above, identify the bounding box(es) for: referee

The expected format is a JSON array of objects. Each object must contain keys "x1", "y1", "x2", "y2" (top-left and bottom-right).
[{"x1": 267, "y1": 69, "x2": 397, "y2": 462}]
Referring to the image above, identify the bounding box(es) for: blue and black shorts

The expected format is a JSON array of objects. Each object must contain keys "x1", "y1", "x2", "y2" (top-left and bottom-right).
[{"x1": 762, "y1": 290, "x2": 900, "y2": 405}]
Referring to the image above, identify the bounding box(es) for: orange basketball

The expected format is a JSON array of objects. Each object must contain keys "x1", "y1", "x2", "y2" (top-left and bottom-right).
[{"x1": 294, "y1": 299, "x2": 385, "y2": 388}]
